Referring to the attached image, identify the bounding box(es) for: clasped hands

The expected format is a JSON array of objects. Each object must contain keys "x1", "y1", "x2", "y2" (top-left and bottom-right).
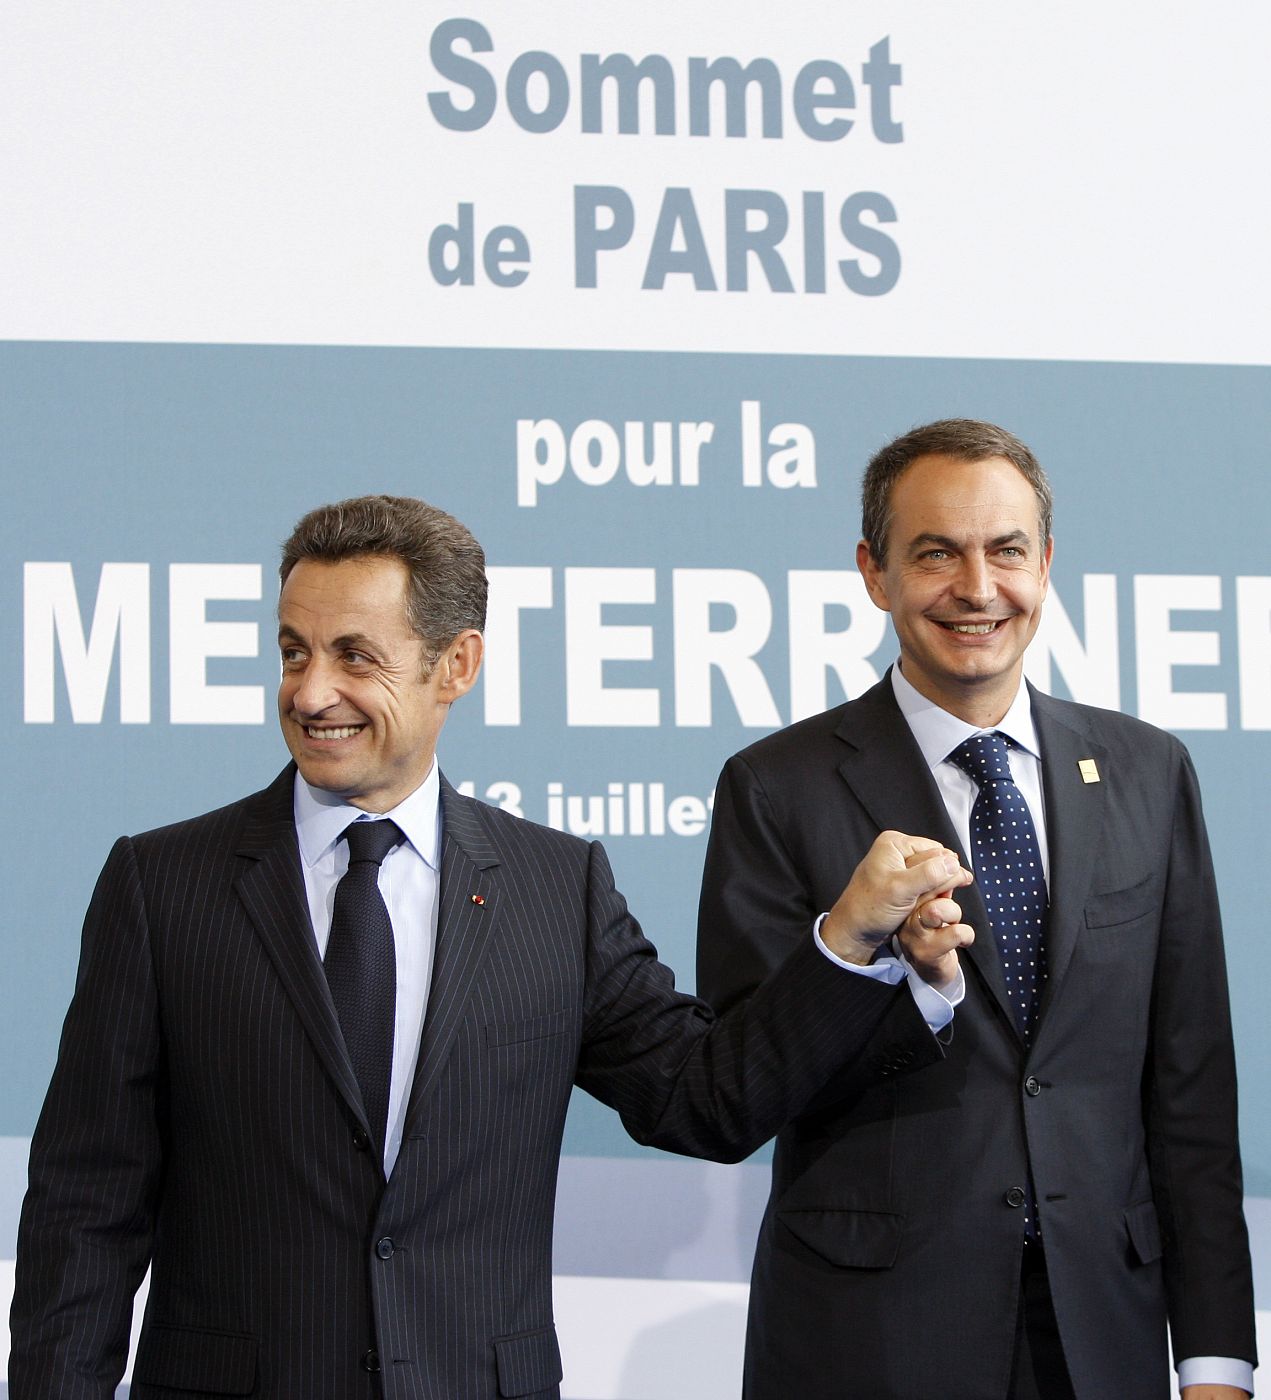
[{"x1": 821, "y1": 831, "x2": 975, "y2": 990}]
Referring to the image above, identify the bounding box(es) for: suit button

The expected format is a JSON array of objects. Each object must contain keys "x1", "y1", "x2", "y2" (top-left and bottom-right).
[
  {"x1": 1024, "y1": 1076, "x2": 1042, "y2": 1097},
  {"x1": 375, "y1": 1237, "x2": 395, "y2": 1260},
  {"x1": 361, "y1": 1348, "x2": 380, "y2": 1373},
  {"x1": 1004, "y1": 1186, "x2": 1027, "y2": 1209},
  {"x1": 351, "y1": 1127, "x2": 371, "y2": 1151}
]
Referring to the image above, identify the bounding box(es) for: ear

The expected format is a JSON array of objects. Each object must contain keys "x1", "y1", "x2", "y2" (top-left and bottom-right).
[
  {"x1": 1039, "y1": 536, "x2": 1054, "y2": 598},
  {"x1": 856, "y1": 539, "x2": 892, "y2": 612},
  {"x1": 437, "y1": 629, "x2": 484, "y2": 702}
]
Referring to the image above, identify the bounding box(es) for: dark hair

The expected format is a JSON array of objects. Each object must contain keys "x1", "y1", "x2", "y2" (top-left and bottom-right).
[
  {"x1": 861, "y1": 419, "x2": 1053, "y2": 564},
  {"x1": 280, "y1": 494, "x2": 487, "y2": 669}
]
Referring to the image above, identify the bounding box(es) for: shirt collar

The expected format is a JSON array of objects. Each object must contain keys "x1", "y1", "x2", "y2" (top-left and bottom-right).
[
  {"x1": 293, "y1": 761, "x2": 442, "y2": 870},
  {"x1": 889, "y1": 664, "x2": 1040, "y2": 770}
]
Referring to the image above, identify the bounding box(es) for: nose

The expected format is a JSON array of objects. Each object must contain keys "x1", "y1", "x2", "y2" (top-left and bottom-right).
[
  {"x1": 287, "y1": 657, "x2": 339, "y2": 716},
  {"x1": 953, "y1": 553, "x2": 995, "y2": 609}
]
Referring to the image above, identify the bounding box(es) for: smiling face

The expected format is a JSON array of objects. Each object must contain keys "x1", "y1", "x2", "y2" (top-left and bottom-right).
[
  {"x1": 277, "y1": 555, "x2": 482, "y2": 812},
  {"x1": 856, "y1": 453, "x2": 1052, "y2": 726}
]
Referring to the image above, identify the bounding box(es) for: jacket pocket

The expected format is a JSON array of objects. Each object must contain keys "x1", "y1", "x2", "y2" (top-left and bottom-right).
[
  {"x1": 778, "y1": 1208, "x2": 904, "y2": 1269},
  {"x1": 486, "y1": 1009, "x2": 574, "y2": 1047},
  {"x1": 494, "y1": 1324, "x2": 564, "y2": 1396},
  {"x1": 1124, "y1": 1198, "x2": 1163, "y2": 1264},
  {"x1": 133, "y1": 1323, "x2": 257, "y2": 1394},
  {"x1": 1085, "y1": 875, "x2": 1155, "y2": 929}
]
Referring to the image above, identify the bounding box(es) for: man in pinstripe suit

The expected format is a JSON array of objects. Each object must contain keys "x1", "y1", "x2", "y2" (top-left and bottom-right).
[{"x1": 10, "y1": 494, "x2": 973, "y2": 1400}]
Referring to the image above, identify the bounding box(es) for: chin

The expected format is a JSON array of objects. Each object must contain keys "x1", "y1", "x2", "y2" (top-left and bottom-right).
[{"x1": 295, "y1": 757, "x2": 353, "y2": 794}]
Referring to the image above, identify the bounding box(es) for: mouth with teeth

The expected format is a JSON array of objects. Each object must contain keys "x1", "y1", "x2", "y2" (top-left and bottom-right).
[
  {"x1": 935, "y1": 620, "x2": 1006, "y2": 635},
  {"x1": 304, "y1": 724, "x2": 366, "y2": 741}
]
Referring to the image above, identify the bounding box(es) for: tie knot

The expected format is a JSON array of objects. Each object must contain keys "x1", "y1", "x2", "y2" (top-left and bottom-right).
[
  {"x1": 342, "y1": 819, "x2": 404, "y2": 868},
  {"x1": 949, "y1": 732, "x2": 1014, "y2": 787}
]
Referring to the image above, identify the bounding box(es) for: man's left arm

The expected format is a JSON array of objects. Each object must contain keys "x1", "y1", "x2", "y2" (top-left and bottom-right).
[
  {"x1": 1148, "y1": 743, "x2": 1256, "y2": 1385},
  {"x1": 10, "y1": 838, "x2": 165, "y2": 1398}
]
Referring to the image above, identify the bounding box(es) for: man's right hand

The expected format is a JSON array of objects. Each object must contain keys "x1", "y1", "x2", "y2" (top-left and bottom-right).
[
  {"x1": 896, "y1": 857, "x2": 975, "y2": 991},
  {"x1": 820, "y1": 831, "x2": 974, "y2": 985}
]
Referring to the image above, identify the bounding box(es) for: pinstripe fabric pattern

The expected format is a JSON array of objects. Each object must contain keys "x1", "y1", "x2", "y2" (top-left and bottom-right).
[{"x1": 10, "y1": 766, "x2": 902, "y2": 1400}]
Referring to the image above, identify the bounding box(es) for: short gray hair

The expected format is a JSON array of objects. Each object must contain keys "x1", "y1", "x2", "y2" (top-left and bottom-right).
[{"x1": 280, "y1": 494, "x2": 487, "y2": 669}]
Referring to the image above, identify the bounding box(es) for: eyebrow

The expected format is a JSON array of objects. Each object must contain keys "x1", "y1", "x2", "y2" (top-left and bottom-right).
[
  {"x1": 906, "y1": 529, "x2": 1032, "y2": 553},
  {"x1": 275, "y1": 628, "x2": 379, "y2": 651}
]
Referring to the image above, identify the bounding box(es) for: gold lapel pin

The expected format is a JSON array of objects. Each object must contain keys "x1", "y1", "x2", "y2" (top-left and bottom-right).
[{"x1": 1078, "y1": 758, "x2": 1100, "y2": 784}]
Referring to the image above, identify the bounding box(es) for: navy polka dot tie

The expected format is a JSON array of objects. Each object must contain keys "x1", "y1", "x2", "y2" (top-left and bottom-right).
[{"x1": 949, "y1": 733, "x2": 1048, "y2": 1041}]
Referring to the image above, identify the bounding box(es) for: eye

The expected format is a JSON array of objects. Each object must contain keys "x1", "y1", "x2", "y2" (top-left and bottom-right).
[
  {"x1": 343, "y1": 650, "x2": 371, "y2": 666},
  {"x1": 280, "y1": 646, "x2": 306, "y2": 667},
  {"x1": 998, "y1": 546, "x2": 1025, "y2": 559},
  {"x1": 919, "y1": 549, "x2": 950, "y2": 562}
]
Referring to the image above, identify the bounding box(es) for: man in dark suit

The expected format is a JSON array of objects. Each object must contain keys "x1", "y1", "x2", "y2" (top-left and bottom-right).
[
  {"x1": 10, "y1": 494, "x2": 973, "y2": 1400},
  {"x1": 697, "y1": 421, "x2": 1256, "y2": 1400}
]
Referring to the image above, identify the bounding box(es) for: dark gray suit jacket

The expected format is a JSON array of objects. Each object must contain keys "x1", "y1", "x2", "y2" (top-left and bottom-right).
[
  {"x1": 697, "y1": 674, "x2": 1255, "y2": 1400},
  {"x1": 11, "y1": 765, "x2": 905, "y2": 1400}
]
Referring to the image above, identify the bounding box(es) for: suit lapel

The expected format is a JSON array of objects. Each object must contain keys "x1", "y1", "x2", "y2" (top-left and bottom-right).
[
  {"x1": 1030, "y1": 687, "x2": 1109, "y2": 1032},
  {"x1": 233, "y1": 765, "x2": 368, "y2": 1134},
  {"x1": 837, "y1": 678, "x2": 1020, "y2": 1036},
  {"x1": 402, "y1": 776, "x2": 503, "y2": 1134}
]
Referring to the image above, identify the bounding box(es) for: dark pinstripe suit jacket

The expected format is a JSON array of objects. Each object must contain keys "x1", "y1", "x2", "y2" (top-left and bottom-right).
[{"x1": 10, "y1": 765, "x2": 903, "y2": 1400}]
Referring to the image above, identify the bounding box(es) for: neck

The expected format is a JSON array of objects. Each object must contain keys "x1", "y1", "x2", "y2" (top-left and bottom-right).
[{"x1": 898, "y1": 664, "x2": 1020, "y2": 729}]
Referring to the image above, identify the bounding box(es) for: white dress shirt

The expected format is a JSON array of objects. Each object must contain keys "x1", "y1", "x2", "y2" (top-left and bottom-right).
[{"x1": 293, "y1": 764, "x2": 441, "y2": 1176}]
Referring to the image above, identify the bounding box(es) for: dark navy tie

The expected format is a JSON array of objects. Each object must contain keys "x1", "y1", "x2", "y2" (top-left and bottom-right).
[
  {"x1": 949, "y1": 733, "x2": 1048, "y2": 1041},
  {"x1": 324, "y1": 819, "x2": 403, "y2": 1155}
]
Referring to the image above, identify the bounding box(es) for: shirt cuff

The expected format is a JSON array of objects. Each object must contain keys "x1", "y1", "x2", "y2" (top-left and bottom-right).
[
  {"x1": 891, "y1": 935, "x2": 964, "y2": 1032},
  {"x1": 812, "y1": 917, "x2": 963, "y2": 1033},
  {"x1": 1175, "y1": 1355, "x2": 1254, "y2": 1394}
]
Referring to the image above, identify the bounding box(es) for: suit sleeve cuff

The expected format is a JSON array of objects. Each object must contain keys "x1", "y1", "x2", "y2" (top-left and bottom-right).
[{"x1": 1175, "y1": 1355, "x2": 1254, "y2": 1394}]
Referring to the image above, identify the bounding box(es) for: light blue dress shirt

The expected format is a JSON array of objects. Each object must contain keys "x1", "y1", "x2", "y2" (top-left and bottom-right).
[{"x1": 293, "y1": 763, "x2": 441, "y2": 1177}]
